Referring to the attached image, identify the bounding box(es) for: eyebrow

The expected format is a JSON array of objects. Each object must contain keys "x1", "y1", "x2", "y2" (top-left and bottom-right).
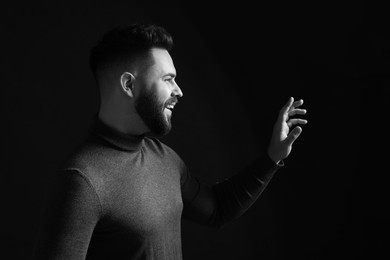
[{"x1": 164, "y1": 73, "x2": 176, "y2": 78}]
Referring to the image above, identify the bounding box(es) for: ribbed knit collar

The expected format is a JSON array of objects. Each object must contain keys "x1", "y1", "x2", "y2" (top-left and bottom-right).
[{"x1": 89, "y1": 116, "x2": 145, "y2": 152}]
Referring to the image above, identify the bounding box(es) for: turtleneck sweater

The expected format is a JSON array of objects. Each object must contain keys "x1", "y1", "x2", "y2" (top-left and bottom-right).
[{"x1": 33, "y1": 118, "x2": 283, "y2": 260}]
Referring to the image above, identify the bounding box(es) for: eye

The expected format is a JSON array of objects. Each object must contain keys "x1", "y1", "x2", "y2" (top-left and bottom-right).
[{"x1": 164, "y1": 77, "x2": 174, "y2": 83}]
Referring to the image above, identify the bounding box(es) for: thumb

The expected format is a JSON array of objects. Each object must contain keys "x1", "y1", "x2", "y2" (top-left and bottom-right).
[{"x1": 285, "y1": 126, "x2": 302, "y2": 147}]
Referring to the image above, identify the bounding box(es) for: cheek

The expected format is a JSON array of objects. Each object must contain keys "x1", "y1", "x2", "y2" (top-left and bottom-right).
[{"x1": 152, "y1": 82, "x2": 171, "y2": 102}]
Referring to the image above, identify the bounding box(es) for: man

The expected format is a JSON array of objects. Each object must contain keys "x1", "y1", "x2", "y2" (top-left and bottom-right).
[{"x1": 33, "y1": 23, "x2": 307, "y2": 260}]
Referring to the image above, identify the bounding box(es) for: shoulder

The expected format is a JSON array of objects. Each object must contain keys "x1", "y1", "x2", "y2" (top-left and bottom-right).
[
  {"x1": 59, "y1": 136, "x2": 112, "y2": 196},
  {"x1": 62, "y1": 134, "x2": 111, "y2": 173}
]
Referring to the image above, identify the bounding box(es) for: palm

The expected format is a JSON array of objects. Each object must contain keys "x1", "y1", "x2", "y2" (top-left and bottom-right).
[{"x1": 280, "y1": 121, "x2": 290, "y2": 139}]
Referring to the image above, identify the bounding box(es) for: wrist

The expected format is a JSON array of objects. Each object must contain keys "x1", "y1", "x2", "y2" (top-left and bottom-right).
[{"x1": 267, "y1": 148, "x2": 281, "y2": 165}]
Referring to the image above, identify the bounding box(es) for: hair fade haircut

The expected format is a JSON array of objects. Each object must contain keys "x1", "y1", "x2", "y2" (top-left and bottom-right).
[{"x1": 89, "y1": 23, "x2": 173, "y2": 75}]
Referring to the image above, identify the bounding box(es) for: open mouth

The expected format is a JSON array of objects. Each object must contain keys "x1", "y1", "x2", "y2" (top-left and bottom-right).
[
  {"x1": 164, "y1": 100, "x2": 177, "y2": 111},
  {"x1": 165, "y1": 104, "x2": 175, "y2": 111}
]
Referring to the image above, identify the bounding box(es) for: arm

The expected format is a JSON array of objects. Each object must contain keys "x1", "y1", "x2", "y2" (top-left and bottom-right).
[
  {"x1": 181, "y1": 153, "x2": 282, "y2": 228},
  {"x1": 182, "y1": 97, "x2": 307, "y2": 228},
  {"x1": 32, "y1": 170, "x2": 102, "y2": 260}
]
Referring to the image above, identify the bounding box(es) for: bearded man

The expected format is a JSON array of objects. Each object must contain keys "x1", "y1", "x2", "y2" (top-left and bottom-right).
[{"x1": 33, "y1": 23, "x2": 307, "y2": 260}]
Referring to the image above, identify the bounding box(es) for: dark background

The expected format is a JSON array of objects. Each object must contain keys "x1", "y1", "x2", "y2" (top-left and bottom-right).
[{"x1": 1, "y1": 0, "x2": 388, "y2": 259}]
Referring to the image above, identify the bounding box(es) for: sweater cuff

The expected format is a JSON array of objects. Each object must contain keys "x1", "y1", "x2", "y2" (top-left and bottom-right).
[
  {"x1": 264, "y1": 152, "x2": 284, "y2": 167},
  {"x1": 256, "y1": 153, "x2": 284, "y2": 179}
]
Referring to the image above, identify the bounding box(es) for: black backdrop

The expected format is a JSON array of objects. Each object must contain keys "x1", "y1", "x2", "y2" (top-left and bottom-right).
[{"x1": 1, "y1": 1, "x2": 388, "y2": 259}]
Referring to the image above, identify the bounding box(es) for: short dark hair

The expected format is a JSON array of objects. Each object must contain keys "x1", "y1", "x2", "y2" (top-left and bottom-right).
[{"x1": 89, "y1": 23, "x2": 173, "y2": 75}]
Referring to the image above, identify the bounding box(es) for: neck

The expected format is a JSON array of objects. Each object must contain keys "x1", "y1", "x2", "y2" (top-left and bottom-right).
[{"x1": 98, "y1": 107, "x2": 149, "y2": 136}]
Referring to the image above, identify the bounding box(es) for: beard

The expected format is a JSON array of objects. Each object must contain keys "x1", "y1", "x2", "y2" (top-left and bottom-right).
[{"x1": 135, "y1": 88, "x2": 172, "y2": 137}]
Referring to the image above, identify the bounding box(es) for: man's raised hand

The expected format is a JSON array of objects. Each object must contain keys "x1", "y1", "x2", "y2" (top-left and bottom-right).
[{"x1": 267, "y1": 97, "x2": 308, "y2": 164}]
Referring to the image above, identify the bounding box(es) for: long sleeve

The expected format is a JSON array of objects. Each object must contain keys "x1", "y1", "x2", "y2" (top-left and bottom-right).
[
  {"x1": 181, "y1": 154, "x2": 283, "y2": 228},
  {"x1": 32, "y1": 170, "x2": 102, "y2": 260}
]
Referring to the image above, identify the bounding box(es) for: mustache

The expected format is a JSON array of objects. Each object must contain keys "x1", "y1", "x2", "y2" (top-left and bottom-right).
[{"x1": 165, "y1": 97, "x2": 179, "y2": 106}]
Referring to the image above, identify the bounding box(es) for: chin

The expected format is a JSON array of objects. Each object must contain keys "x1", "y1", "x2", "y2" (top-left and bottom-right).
[{"x1": 147, "y1": 119, "x2": 172, "y2": 137}]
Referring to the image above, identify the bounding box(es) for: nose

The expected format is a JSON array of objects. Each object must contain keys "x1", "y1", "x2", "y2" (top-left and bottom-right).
[{"x1": 173, "y1": 82, "x2": 183, "y2": 98}]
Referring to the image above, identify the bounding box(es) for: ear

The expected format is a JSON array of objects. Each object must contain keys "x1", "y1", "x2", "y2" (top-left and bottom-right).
[{"x1": 120, "y1": 72, "x2": 136, "y2": 97}]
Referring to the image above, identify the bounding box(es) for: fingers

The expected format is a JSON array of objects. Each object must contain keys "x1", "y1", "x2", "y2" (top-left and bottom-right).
[
  {"x1": 287, "y1": 118, "x2": 308, "y2": 128},
  {"x1": 288, "y1": 99, "x2": 304, "y2": 112},
  {"x1": 285, "y1": 126, "x2": 302, "y2": 146},
  {"x1": 289, "y1": 108, "x2": 307, "y2": 116},
  {"x1": 280, "y1": 97, "x2": 294, "y2": 120},
  {"x1": 283, "y1": 97, "x2": 294, "y2": 113},
  {"x1": 280, "y1": 97, "x2": 306, "y2": 122},
  {"x1": 292, "y1": 99, "x2": 304, "y2": 108}
]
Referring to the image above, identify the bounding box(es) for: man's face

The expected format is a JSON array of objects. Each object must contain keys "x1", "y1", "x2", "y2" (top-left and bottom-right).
[{"x1": 134, "y1": 48, "x2": 183, "y2": 137}]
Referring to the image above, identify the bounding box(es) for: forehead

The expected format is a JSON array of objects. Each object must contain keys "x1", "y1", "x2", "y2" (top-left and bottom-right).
[{"x1": 147, "y1": 48, "x2": 176, "y2": 75}]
